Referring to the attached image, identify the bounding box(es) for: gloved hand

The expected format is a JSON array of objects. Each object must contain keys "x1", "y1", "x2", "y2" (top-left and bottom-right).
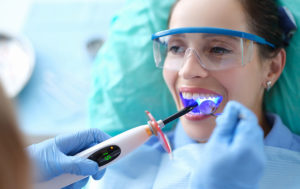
[
  {"x1": 27, "y1": 128, "x2": 110, "y2": 189},
  {"x1": 190, "y1": 101, "x2": 266, "y2": 189}
]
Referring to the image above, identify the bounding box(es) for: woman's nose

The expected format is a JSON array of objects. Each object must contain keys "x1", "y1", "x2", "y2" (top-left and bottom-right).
[{"x1": 178, "y1": 48, "x2": 209, "y2": 79}]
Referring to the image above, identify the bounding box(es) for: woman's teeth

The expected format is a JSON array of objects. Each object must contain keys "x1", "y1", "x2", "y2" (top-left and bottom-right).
[
  {"x1": 181, "y1": 92, "x2": 218, "y2": 100},
  {"x1": 180, "y1": 92, "x2": 223, "y2": 116}
]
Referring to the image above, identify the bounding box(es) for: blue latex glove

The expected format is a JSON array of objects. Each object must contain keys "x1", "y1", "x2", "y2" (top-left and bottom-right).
[
  {"x1": 190, "y1": 101, "x2": 266, "y2": 189},
  {"x1": 27, "y1": 128, "x2": 110, "y2": 189}
]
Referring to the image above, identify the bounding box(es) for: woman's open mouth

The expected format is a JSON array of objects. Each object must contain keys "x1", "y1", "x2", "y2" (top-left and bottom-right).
[{"x1": 179, "y1": 88, "x2": 223, "y2": 120}]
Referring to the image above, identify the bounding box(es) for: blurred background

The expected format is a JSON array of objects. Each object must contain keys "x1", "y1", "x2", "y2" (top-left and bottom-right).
[{"x1": 0, "y1": 0, "x2": 125, "y2": 144}]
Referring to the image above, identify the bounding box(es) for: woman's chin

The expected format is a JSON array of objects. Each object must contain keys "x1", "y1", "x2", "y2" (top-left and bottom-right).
[{"x1": 180, "y1": 117, "x2": 216, "y2": 142}]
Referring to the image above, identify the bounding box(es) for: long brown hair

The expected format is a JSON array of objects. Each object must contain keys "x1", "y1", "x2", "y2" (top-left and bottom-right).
[{"x1": 0, "y1": 84, "x2": 31, "y2": 189}]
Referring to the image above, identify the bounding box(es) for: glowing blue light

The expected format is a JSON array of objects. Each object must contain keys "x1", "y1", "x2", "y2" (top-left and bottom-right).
[{"x1": 180, "y1": 94, "x2": 223, "y2": 115}]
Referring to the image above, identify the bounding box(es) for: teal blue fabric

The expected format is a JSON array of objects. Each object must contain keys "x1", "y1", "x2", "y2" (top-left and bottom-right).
[
  {"x1": 89, "y1": 0, "x2": 176, "y2": 136},
  {"x1": 264, "y1": 0, "x2": 300, "y2": 135}
]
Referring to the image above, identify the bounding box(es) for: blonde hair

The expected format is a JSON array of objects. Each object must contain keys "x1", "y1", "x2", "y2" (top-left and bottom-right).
[{"x1": 0, "y1": 84, "x2": 31, "y2": 189}]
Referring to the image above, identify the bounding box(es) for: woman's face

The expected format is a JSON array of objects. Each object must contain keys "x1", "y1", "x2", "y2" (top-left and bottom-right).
[{"x1": 164, "y1": 0, "x2": 267, "y2": 141}]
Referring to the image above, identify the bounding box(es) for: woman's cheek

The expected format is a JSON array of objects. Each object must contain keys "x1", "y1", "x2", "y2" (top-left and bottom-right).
[
  {"x1": 163, "y1": 69, "x2": 180, "y2": 107},
  {"x1": 163, "y1": 70, "x2": 177, "y2": 91}
]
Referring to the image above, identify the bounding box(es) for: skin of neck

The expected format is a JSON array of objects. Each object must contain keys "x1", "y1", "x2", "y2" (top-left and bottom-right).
[{"x1": 254, "y1": 93, "x2": 272, "y2": 138}]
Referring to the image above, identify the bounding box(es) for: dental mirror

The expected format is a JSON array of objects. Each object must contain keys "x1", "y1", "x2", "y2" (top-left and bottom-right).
[{"x1": 198, "y1": 98, "x2": 223, "y2": 116}]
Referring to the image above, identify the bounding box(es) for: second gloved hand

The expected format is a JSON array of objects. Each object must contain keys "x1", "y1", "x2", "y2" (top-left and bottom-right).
[
  {"x1": 190, "y1": 101, "x2": 266, "y2": 189},
  {"x1": 27, "y1": 128, "x2": 110, "y2": 188}
]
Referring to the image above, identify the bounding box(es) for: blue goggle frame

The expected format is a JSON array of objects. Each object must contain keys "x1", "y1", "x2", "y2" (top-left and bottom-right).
[{"x1": 152, "y1": 27, "x2": 275, "y2": 48}]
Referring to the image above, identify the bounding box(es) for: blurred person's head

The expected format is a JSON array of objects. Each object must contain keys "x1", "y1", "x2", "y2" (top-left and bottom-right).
[{"x1": 0, "y1": 84, "x2": 31, "y2": 189}]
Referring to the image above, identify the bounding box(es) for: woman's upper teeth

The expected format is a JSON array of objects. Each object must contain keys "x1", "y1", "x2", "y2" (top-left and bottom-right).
[{"x1": 182, "y1": 92, "x2": 217, "y2": 100}]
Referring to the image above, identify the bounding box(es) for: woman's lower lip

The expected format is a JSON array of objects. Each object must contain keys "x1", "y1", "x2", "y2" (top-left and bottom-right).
[{"x1": 184, "y1": 113, "x2": 210, "y2": 121}]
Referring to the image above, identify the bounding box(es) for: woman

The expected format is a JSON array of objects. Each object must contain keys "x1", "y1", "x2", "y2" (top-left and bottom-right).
[
  {"x1": 92, "y1": 0, "x2": 300, "y2": 188},
  {"x1": 157, "y1": 0, "x2": 290, "y2": 144}
]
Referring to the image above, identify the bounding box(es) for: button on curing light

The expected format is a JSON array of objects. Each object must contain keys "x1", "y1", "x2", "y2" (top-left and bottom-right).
[{"x1": 34, "y1": 97, "x2": 223, "y2": 189}]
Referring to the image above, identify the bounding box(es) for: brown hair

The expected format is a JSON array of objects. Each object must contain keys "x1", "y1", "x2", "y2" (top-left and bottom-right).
[
  {"x1": 239, "y1": 0, "x2": 284, "y2": 59},
  {"x1": 0, "y1": 85, "x2": 31, "y2": 189},
  {"x1": 169, "y1": 0, "x2": 285, "y2": 59}
]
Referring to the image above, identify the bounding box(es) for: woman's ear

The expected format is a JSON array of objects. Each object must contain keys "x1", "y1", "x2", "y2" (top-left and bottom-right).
[{"x1": 263, "y1": 48, "x2": 286, "y2": 89}]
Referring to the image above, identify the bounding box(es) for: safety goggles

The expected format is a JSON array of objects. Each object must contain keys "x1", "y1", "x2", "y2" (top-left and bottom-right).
[{"x1": 152, "y1": 27, "x2": 275, "y2": 71}]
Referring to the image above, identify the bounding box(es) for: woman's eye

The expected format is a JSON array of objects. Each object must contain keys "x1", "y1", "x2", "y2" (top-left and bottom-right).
[
  {"x1": 168, "y1": 45, "x2": 185, "y2": 54},
  {"x1": 210, "y1": 47, "x2": 232, "y2": 54}
]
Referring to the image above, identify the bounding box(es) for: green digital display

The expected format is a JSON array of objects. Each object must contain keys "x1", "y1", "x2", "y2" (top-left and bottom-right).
[
  {"x1": 88, "y1": 145, "x2": 121, "y2": 167},
  {"x1": 103, "y1": 152, "x2": 112, "y2": 160}
]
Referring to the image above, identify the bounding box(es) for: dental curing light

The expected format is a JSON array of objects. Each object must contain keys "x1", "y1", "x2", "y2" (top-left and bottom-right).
[
  {"x1": 35, "y1": 104, "x2": 196, "y2": 188},
  {"x1": 35, "y1": 97, "x2": 222, "y2": 189}
]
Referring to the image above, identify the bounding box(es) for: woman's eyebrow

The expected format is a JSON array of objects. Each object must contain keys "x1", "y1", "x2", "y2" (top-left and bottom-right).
[
  {"x1": 170, "y1": 33, "x2": 186, "y2": 39},
  {"x1": 201, "y1": 33, "x2": 239, "y2": 41}
]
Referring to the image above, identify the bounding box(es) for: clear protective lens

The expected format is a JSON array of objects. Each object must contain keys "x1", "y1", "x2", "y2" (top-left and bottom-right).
[{"x1": 153, "y1": 33, "x2": 254, "y2": 71}]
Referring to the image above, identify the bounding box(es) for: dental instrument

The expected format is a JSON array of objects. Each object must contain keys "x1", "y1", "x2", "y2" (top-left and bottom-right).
[
  {"x1": 35, "y1": 97, "x2": 222, "y2": 189},
  {"x1": 198, "y1": 99, "x2": 222, "y2": 116}
]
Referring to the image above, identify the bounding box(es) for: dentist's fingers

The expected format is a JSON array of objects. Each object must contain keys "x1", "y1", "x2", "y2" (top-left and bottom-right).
[
  {"x1": 232, "y1": 106, "x2": 263, "y2": 148},
  {"x1": 55, "y1": 128, "x2": 111, "y2": 155},
  {"x1": 209, "y1": 101, "x2": 241, "y2": 144}
]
